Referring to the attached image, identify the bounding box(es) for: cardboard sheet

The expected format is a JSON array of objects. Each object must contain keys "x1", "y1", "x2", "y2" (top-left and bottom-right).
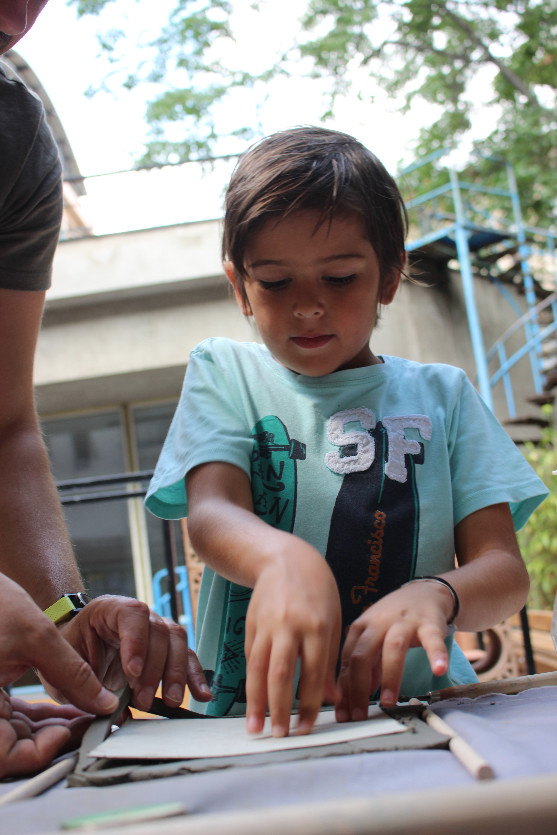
[{"x1": 89, "y1": 706, "x2": 407, "y2": 761}]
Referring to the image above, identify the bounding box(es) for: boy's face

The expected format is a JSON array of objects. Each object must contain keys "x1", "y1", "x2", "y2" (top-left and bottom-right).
[{"x1": 228, "y1": 209, "x2": 399, "y2": 377}]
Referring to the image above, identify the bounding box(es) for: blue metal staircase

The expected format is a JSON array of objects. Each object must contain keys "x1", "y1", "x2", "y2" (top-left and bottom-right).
[{"x1": 402, "y1": 150, "x2": 557, "y2": 432}]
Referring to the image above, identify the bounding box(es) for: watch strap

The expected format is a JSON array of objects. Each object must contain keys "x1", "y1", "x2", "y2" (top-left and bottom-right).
[{"x1": 44, "y1": 593, "x2": 91, "y2": 624}]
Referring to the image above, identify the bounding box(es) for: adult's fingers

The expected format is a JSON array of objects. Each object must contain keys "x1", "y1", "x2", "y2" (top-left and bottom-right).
[
  {"x1": 126, "y1": 612, "x2": 172, "y2": 711},
  {"x1": 9, "y1": 699, "x2": 87, "y2": 724},
  {"x1": 149, "y1": 617, "x2": 189, "y2": 708},
  {"x1": 35, "y1": 628, "x2": 118, "y2": 715},
  {"x1": 78, "y1": 596, "x2": 152, "y2": 682},
  {"x1": 184, "y1": 649, "x2": 212, "y2": 703},
  {"x1": 0, "y1": 726, "x2": 71, "y2": 779}
]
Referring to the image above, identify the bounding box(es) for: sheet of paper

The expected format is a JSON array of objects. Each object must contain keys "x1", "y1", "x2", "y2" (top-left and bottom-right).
[{"x1": 90, "y1": 706, "x2": 407, "y2": 761}]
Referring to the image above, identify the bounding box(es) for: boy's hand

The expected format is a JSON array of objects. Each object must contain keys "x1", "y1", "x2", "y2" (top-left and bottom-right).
[
  {"x1": 335, "y1": 579, "x2": 454, "y2": 720},
  {"x1": 244, "y1": 544, "x2": 341, "y2": 738}
]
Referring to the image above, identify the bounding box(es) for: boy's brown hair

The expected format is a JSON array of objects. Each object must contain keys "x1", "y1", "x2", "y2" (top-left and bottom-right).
[{"x1": 222, "y1": 126, "x2": 408, "y2": 303}]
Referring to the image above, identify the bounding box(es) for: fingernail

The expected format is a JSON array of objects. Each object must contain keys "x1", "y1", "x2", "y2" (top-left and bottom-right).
[
  {"x1": 432, "y1": 656, "x2": 447, "y2": 674},
  {"x1": 336, "y1": 708, "x2": 349, "y2": 723},
  {"x1": 96, "y1": 688, "x2": 118, "y2": 712},
  {"x1": 246, "y1": 715, "x2": 259, "y2": 734},
  {"x1": 136, "y1": 688, "x2": 153, "y2": 710},
  {"x1": 272, "y1": 724, "x2": 287, "y2": 738},
  {"x1": 128, "y1": 657, "x2": 143, "y2": 678},
  {"x1": 295, "y1": 719, "x2": 312, "y2": 736},
  {"x1": 351, "y1": 707, "x2": 366, "y2": 721},
  {"x1": 380, "y1": 690, "x2": 395, "y2": 707},
  {"x1": 167, "y1": 684, "x2": 183, "y2": 704},
  {"x1": 201, "y1": 684, "x2": 212, "y2": 696}
]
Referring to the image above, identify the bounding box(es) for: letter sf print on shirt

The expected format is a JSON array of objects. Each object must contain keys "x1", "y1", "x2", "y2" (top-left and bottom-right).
[{"x1": 325, "y1": 409, "x2": 432, "y2": 645}]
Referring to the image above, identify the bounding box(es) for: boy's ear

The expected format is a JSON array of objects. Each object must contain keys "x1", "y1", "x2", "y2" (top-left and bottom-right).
[
  {"x1": 380, "y1": 268, "x2": 401, "y2": 306},
  {"x1": 224, "y1": 261, "x2": 252, "y2": 316}
]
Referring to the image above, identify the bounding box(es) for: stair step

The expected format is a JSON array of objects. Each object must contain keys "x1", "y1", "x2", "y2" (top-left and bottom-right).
[
  {"x1": 527, "y1": 393, "x2": 555, "y2": 406},
  {"x1": 544, "y1": 372, "x2": 557, "y2": 392},
  {"x1": 504, "y1": 415, "x2": 551, "y2": 428}
]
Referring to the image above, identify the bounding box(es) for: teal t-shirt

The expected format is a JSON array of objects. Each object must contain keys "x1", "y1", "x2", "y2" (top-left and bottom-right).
[{"x1": 146, "y1": 338, "x2": 548, "y2": 714}]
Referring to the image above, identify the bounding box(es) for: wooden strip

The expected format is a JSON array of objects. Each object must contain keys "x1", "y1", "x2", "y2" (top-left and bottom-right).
[
  {"x1": 408, "y1": 699, "x2": 493, "y2": 780},
  {"x1": 40, "y1": 773, "x2": 557, "y2": 835},
  {"x1": 0, "y1": 753, "x2": 78, "y2": 807},
  {"x1": 427, "y1": 670, "x2": 557, "y2": 702}
]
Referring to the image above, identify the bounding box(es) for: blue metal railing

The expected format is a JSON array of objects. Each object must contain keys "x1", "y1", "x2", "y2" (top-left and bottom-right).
[
  {"x1": 482, "y1": 292, "x2": 557, "y2": 418},
  {"x1": 404, "y1": 150, "x2": 557, "y2": 415},
  {"x1": 152, "y1": 566, "x2": 195, "y2": 647}
]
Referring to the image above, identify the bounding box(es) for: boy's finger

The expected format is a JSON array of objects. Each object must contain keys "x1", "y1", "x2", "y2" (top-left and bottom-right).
[
  {"x1": 342, "y1": 628, "x2": 379, "y2": 720},
  {"x1": 418, "y1": 623, "x2": 450, "y2": 679},
  {"x1": 245, "y1": 634, "x2": 271, "y2": 735},
  {"x1": 267, "y1": 637, "x2": 299, "y2": 737},
  {"x1": 295, "y1": 633, "x2": 332, "y2": 735},
  {"x1": 379, "y1": 626, "x2": 412, "y2": 707}
]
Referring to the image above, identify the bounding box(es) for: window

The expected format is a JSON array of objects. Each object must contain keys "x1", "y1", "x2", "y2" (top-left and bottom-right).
[{"x1": 43, "y1": 411, "x2": 135, "y2": 598}]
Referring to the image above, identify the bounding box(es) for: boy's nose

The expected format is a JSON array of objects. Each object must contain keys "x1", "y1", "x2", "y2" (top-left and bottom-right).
[{"x1": 293, "y1": 295, "x2": 323, "y2": 318}]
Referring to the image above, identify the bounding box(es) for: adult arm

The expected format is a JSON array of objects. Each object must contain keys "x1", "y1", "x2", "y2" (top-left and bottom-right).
[
  {"x1": 336, "y1": 502, "x2": 529, "y2": 717},
  {"x1": 186, "y1": 461, "x2": 341, "y2": 737},
  {"x1": 0, "y1": 288, "x2": 83, "y2": 603},
  {"x1": 0, "y1": 289, "x2": 211, "y2": 710}
]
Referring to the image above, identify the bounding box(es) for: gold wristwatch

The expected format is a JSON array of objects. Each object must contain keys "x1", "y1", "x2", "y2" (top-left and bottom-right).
[{"x1": 44, "y1": 593, "x2": 92, "y2": 625}]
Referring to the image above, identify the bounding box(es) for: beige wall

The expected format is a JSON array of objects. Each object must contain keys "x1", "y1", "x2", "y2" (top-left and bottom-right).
[{"x1": 36, "y1": 220, "x2": 532, "y2": 434}]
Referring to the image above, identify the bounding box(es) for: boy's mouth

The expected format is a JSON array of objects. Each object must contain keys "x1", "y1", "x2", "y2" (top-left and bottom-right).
[{"x1": 291, "y1": 334, "x2": 333, "y2": 349}]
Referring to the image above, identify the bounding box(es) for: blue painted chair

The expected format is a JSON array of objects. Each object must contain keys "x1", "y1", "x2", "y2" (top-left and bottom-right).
[{"x1": 152, "y1": 566, "x2": 195, "y2": 648}]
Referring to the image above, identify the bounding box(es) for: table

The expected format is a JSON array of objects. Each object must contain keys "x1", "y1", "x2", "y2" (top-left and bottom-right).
[{"x1": 1, "y1": 685, "x2": 557, "y2": 835}]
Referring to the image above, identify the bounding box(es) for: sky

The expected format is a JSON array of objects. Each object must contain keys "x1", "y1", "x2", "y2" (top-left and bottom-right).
[{"x1": 16, "y1": 0, "x2": 438, "y2": 234}]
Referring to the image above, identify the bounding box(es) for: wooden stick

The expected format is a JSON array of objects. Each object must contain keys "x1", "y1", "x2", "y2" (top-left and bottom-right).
[
  {"x1": 0, "y1": 752, "x2": 78, "y2": 807},
  {"x1": 408, "y1": 699, "x2": 494, "y2": 781},
  {"x1": 425, "y1": 670, "x2": 557, "y2": 703}
]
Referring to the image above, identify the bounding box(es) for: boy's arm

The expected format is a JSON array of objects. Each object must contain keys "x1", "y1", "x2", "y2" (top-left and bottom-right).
[
  {"x1": 186, "y1": 461, "x2": 342, "y2": 737},
  {"x1": 336, "y1": 502, "x2": 529, "y2": 717}
]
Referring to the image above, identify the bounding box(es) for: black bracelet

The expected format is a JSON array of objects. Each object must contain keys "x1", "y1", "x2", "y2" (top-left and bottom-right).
[{"x1": 411, "y1": 576, "x2": 460, "y2": 626}]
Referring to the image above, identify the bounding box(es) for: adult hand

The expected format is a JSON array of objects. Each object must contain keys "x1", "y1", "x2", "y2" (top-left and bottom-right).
[
  {"x1": 0, "y1": 691, "x2": 92, "y2": 779},
  {"x1": 245, "y1": 543, "x2": 341, "y2": 738},
  {"x1": 335, "y1": 579, "x2": 453, "y2": 720},
  {"x1": 57, "y1": 595, "x2": 212, "y2": 712},
  {"x1": 0, "y1": 575, "x2": 119, "y2": 715}
]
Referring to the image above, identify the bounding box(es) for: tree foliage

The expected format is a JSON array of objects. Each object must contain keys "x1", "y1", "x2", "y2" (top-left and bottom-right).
[
  {"x1": 69, "y1": 0, "x2": 556, "y2": 226},
  {"x1": 297, "y1": 0, "x2": 557, "y2": 226}
]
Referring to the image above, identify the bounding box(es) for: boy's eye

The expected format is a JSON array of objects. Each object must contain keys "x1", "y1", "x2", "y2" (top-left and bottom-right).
[
  {"x1": 323, "y1": 274, "x2": 357, "y2": 286},
  {"x1": 258, "y1": 278, "x2": 291, "y2": 291}
]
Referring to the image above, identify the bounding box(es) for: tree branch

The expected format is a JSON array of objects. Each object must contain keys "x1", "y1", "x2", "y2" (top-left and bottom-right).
[{"x1": 434, "y1": 1, "x2": 540, "y2": 106}]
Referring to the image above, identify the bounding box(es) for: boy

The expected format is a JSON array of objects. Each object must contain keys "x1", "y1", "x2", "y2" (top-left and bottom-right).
[{"x1": 146, "y1": 127, "x2": 547, "y2": 737}]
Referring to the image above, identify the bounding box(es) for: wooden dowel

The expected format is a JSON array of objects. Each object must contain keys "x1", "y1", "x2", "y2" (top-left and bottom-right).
[
  {"x1": 426, "y1": 670, "x2": 557, "y2": 703},
  {"x1": 0, "y1": 752, "x2": 78, "y2": 807},
  {"x1": 408, "y1": 699, "x2": 494, "y2": 781}
]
